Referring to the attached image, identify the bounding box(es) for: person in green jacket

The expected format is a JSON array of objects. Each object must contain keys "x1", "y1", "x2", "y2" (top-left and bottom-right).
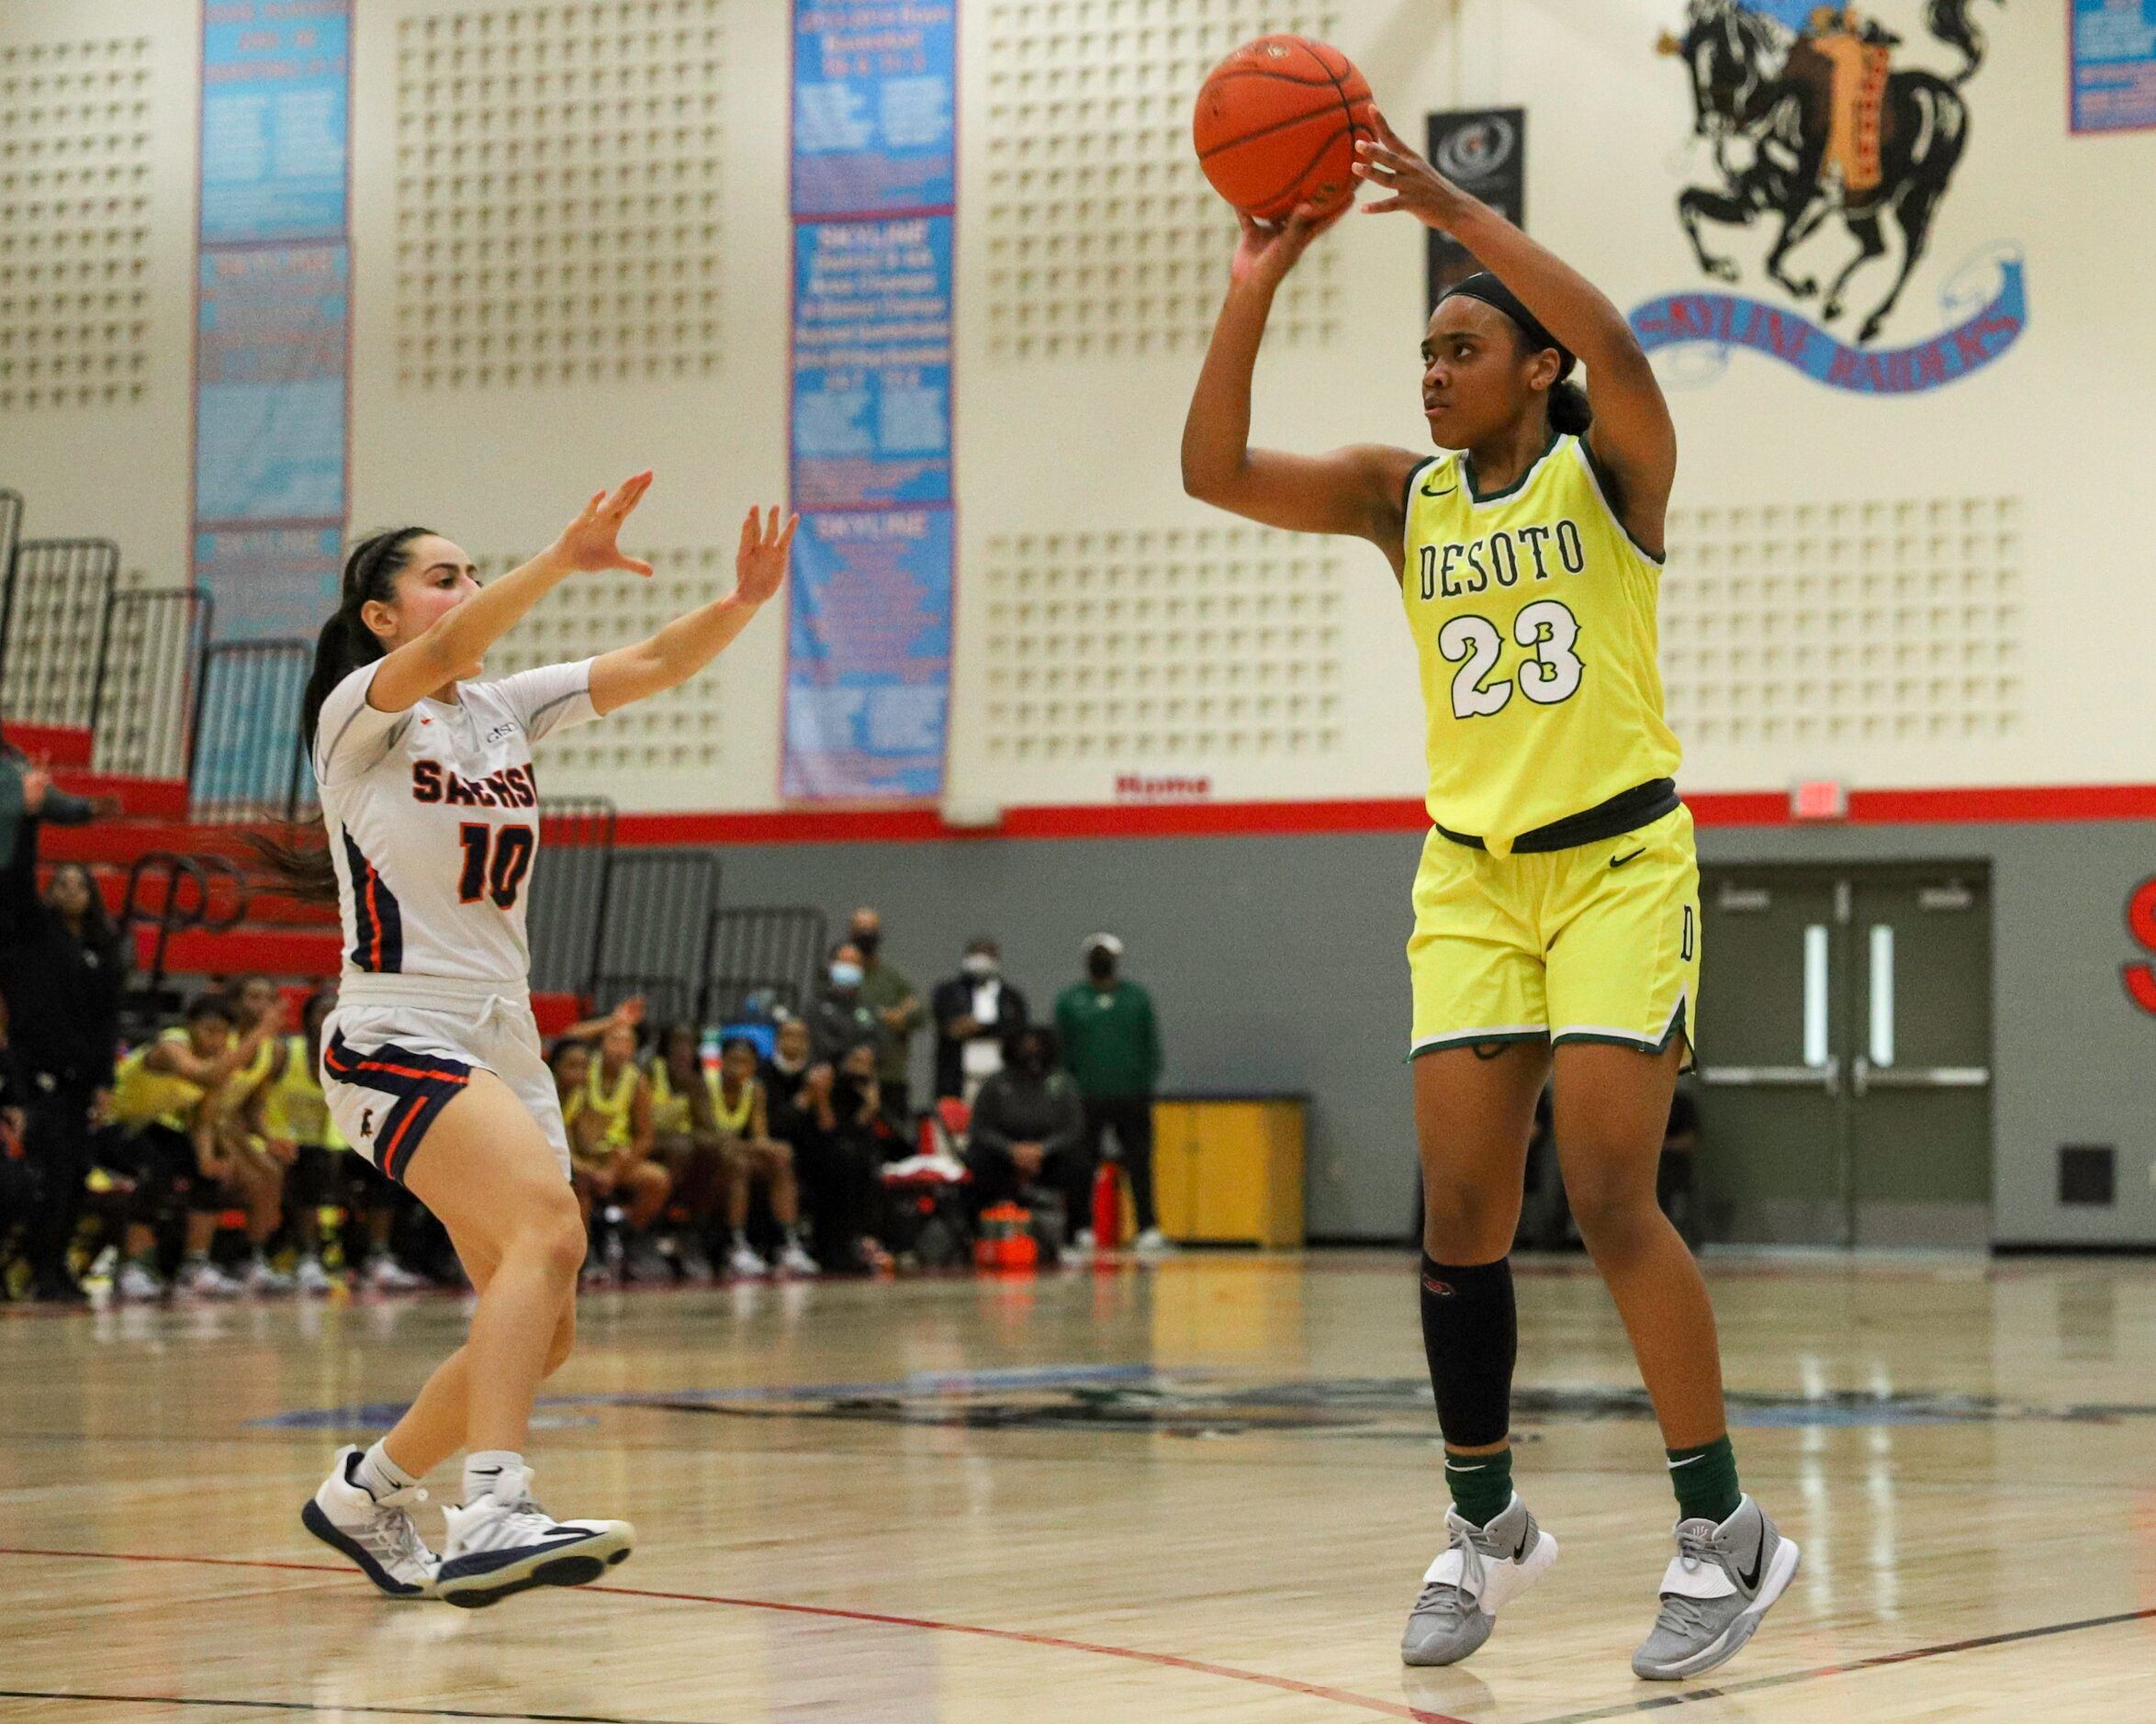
[
  {"x1": 1054, "y1": 932, "x2": 1169, "y2": 1257},
  {"x1": 849, "y1": 906, "x2": 926, "y2": 1120}
]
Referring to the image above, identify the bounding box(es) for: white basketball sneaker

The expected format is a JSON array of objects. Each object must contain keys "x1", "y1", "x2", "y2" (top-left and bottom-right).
[
  {"x1": 295, "y1": 1255, "x2": 336, "y2": 1294},
  {"x1": 300, "y1": 1445, "x2": 440, "y2": 1600},
  {"x1": 1632, "y1": 1495, "x2": 1800, "y2": 1680},
  {"x1": 727, "y1": 1241, "x2": 769, "y2": 1280},
  {"x1": 776, "y1": 1239, "x2": 820, "y2": 1277},
  {"x1": 115, "y1": 1259, "x2": 164, "y2": 1303},
  {"x1": 1400, "y1": 1493, "x2": 1559, "y2": 1666},
  {"x1": 434, "y1": 1464, "x2": 634, "y2": 1609},
  {"x1": 177, "y1": 1258, "x2": 244, "y2": 1299},
  {"x1": 365, "y1": 1256, "x2": 430, "y2": 1292}
]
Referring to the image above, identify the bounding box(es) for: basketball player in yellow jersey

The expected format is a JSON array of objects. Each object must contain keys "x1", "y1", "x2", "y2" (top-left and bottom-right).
[{"x1": 1182, "y1": 115, "x2": 1797, "y2": 1682}]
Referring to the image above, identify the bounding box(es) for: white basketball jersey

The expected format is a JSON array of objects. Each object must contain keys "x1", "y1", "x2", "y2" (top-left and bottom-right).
[{"x1": 314, "y1": 658, "x2": 599, "y2": 987}]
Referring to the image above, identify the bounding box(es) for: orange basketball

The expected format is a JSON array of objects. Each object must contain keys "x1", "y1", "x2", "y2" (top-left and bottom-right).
[{"x1": 1192, "y1": 35, "x2": 1378, "y2": 223}]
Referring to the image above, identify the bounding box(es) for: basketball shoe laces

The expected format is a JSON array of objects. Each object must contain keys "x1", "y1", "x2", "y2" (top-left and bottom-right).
[
  {"x1": 353, "y1": 1483, "x2": 434, "y2": 1573},
  {"x1": 463, "y1": 1466, "x2": 576, "y2": 1551},
  {"x1": 1647, "y1": 1521, "x2": 1735, "y2": 1640},
  {"x1": 1414, "y1": 1517, "x2": 1490, "y2": 1618}
]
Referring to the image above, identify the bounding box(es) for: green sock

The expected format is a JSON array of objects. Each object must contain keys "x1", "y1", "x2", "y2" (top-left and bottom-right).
[
  {"x1": 1666, "y1": 1434, "x2": 1741, "y2": 1525},
  {"x1": 1443, "y1": 1446, "x2": 1514, "y2": 1528}
]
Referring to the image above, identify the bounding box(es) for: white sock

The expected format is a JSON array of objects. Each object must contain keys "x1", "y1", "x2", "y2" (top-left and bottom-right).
[
  {"x1": 351, "y1": 1441, "x2": 419, "y2": 1502},
  {"x1": 463, "y1": 1450, "x2": 524, "y2": 1506}
]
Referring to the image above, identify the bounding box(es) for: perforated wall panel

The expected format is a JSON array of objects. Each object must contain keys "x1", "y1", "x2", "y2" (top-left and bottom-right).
[
  {"x1": 393, "y1": 0, "x2": 725, "y2": 390},
  {"x1": 983, "y1": 0, "x2": 1342, "y2": 361},
  {"x1": 478, "y1": 546, "x2": 732, "y2": 778},
  {"x1": 978, "y1": 524, "x2": 1345, "y2": 764},
  {"x1": 1661, "y1": 497, "x2": 2022, "y2": 748},
  {"x1": 0, "y1": 34, "x2": 152, "y2": 410}
]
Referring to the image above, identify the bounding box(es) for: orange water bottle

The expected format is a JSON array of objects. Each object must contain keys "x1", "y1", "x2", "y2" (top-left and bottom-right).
[{"x1": 1091, "y1": 1161, "x2": 1123, "y2": 1249}]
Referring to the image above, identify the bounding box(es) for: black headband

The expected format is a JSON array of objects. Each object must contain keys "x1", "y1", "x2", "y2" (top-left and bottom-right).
[{"x1": 1436, "y1": 272, "x2": 1577, "y2": 381}]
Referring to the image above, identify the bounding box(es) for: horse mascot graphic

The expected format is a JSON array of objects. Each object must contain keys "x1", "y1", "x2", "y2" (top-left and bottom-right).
[{"x1": 1656, "y1": 0, "x2": 2000, "y2": 345}]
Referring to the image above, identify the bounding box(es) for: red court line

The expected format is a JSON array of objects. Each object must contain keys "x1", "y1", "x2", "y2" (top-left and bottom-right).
[{"x1": 0, "y1": 1547, "x2": 1468, "y2": 1724}]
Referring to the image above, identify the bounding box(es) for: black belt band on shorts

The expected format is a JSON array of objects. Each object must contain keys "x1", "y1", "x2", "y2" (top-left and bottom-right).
[{"x1": 1435, "y1": 778, "x2": 1680, "y2": 856}]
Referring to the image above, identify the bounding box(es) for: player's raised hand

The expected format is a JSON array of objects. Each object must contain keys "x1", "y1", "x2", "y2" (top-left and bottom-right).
[
  {"x1": 1230, "y1": 200, "x2": 1348, "y2": 290},
  {"x1": 1353, "y1": 112, "x2": 1476, "y2": 230},
  {"x1": 550, "y1": 473, "x2": 657, "y2": 577},
  {"x1": 736, "y1": 505, "x2": 798, "y2": 606}
]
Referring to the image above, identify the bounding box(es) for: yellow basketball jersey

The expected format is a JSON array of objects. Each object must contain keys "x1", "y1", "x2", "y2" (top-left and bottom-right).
[
  {"x1": 583, "y1": 1060, "x2": 642, "y2": 1147},
  {"x1": 1401, "y1": 431, "x2": 1681, "y2": 855},
  {"x1": 264, "y1": 1033, "x2": 344, "y2": 1148},
  {"x1": 109, "y1": 1034, "x2": 206, "y2": 1133}
]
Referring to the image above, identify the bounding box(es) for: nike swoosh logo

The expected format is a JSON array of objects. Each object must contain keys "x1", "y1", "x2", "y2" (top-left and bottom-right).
[
  {"x1": 1420, "y1": 480, "x2": 1457, "y2": 497},
  {"x1": 1510, "y1": 1528, "x2": 1531, "y2": 1562},
  {"x1": 1736, "y1": 1540, "x2": 1766, "y2": 1592},
  {"x1": 1610, "y1": 848, "x2": 1646, "y2": 869}
]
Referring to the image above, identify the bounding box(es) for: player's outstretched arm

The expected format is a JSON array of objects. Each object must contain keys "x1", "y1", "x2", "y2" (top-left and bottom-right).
[
  {"x1": 369, "y1": 474, "x2": 657, "y2": 713},
  {"x1": 1181, "y1": 207, "x2": 1420, "y2": 565},
  {"x1": 1355, "y1": 116, "x2": 1676, "y2": 551},
  {"x1": 589, "y1": 505, "x2": 796, "y2": 716}
]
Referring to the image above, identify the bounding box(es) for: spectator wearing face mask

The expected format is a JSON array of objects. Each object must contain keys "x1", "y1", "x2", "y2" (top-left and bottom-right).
[
  {"x1": 930, "y1": 937, "x2": 1030, "y2": 1103},
  {"x1": 813, "y1": 941, "x2": 881, "y2": 1064},
  {"x1": 1055, "y1": 932, "x2": 1169, "y2": 1257},
  {"x1": 848, "y1": 906, "x2": 926, "y2": 1121},
  {"x1": 964, "y1": 1024, "x2": 1084, "y2": 1227}
]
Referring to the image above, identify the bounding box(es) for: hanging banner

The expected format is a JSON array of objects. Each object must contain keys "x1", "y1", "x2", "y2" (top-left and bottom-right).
[
  {"x1": 192, "y1": 0, "x2": 352, "y2": 644},
  {"x1": 782, "y1": 509, "x2": 953, "y2": 800},
  {"x1": 792, "y1": 2, "x2": 957, "y2": 216},
  {"x1": 2072, "y1": 0, "x2": 2156, "y2": 133},
  {"x1": 792, "y1": 215, "x2": 954, "y2": 506},
  {"x1": 784, "y1": 1, "x2": 956, "y2": 803}
]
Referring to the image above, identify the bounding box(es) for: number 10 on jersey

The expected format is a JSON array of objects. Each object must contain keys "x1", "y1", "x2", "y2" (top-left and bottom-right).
[{"x1": 457, "y1": 823, "x2": 535, "y2": 908}]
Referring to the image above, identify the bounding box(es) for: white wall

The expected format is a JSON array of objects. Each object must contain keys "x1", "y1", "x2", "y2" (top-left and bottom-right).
[{"x1": 3, "y1": 0, "x2": 2149, "y2": 811}]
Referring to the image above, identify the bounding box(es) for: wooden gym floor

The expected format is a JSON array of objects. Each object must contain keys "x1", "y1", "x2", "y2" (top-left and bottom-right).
[{"x1": 3, "y1": 1249, "x2": 2153, "y2": 1722}]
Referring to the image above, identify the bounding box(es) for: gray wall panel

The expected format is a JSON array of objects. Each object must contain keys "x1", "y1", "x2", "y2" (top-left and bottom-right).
[{"x1": 696, "y1": 817, "x2": 2156, "y2": 1246}]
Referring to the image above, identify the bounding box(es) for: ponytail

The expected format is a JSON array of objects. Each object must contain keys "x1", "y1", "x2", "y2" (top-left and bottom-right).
[
  {"x1": 246, "y1": 526, "x2": 432, "y2": 904},
  {"x1": 1548, "y1": 378, "x2": 1593, "y2": 437}
]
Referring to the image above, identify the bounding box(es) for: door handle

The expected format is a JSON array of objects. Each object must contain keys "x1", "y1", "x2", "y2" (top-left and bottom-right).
[
  {"x1": 1852, "y1": 1058, "x2": 1988, "y2": 1094},
  {"x1": 1700, "y1": 1056, "x2": 1840, "y2": 1095}
]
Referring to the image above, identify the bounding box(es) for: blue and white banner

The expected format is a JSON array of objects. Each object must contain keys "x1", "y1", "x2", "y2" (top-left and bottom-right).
[
  {"x1": 192, "y1": 0, "x2": 352, "y2": 644},
  {"x1": 782, "y1": 509, "x2": 953, "y2": 800},
  {"x1": 792, "y1": 1, "x2": 956, "y2": 216},
  {"x1": 792, "y1": 215, "x2": 953, "y2": 507},
  {"x1": 784, "y1": 1, "x2": 955, "y2": 803},
  {"x1": 1631, "y1": 251, "x2": 2027, "y2": 395},
  {"x1": 2072, "y1": 0, "x2": 2156, "y2": 133}
]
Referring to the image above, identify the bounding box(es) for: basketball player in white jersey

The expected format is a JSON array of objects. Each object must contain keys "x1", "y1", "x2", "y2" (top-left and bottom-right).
[{"x1": 262, "y1": 476, "x2": 795, "y2": 1606}]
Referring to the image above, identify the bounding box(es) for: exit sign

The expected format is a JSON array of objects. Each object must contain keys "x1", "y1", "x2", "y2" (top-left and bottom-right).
[{"x1": 1791, "y1": 779, "x2": 1848, "y2": 821}]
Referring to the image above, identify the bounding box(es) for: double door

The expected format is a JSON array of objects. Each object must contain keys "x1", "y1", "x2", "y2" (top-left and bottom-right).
[{"x1": 1695, "y1": 864, "x2": 1992, "y2": 1247}]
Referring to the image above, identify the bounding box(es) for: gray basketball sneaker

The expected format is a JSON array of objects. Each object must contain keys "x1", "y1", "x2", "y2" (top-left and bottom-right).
[
  {"x1": 1401, "y1": 1493, "x2": 1559, "y2": 1666},
  {"x1": 1632, "y1": 1494, "x2": 1801, "y2": 1680}
]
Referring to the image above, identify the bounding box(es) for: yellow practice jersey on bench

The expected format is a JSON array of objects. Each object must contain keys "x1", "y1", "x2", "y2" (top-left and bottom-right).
[{"x1": 1401, "y1": 431, "x2": 1681, "y2": 855}]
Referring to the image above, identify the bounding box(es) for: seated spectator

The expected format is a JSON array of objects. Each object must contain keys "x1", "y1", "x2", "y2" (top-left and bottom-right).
[
  {"x1": 710, "y1": 1036, "x2": 817, "y2": 1279},
  {"x1": 964, "y1": 1024, "x2": 1085, "y2": 1232},
  {"x1": 767, "y1": 1018, "x2": 870, "y2": 1273},
  {"x1": 269, "y1": 986, "x2": 428, "y2": 1293},
  {"x1": 568, "y1": 1020, "x2": 673, "y2": 1282},
  {"x1": 206, "y1": 974, "x2": 297, "y2": 1293},
  {"x1": 104, "y1": 995, "x2": 275, "y2": 1301},
  {"x1": 645, "y1": 1024, "x2": 730, "y2": 1282},
  {"x1": 931, "y1": 936, "x2": 1029, "y2": 1103},
  {"x1": 813, "y1": 942, "x2": 881, "y2": 1064}
]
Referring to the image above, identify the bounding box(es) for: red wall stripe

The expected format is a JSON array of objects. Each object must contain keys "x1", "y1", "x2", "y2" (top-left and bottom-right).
[{"x1": 612, "y1": 784, "x2": 2156, "y2": 849}]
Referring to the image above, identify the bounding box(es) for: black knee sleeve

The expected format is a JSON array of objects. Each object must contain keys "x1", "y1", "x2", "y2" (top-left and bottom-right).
[{"x1": 1419, "y1": 1252, "x2": 1517, "y2": 1448}]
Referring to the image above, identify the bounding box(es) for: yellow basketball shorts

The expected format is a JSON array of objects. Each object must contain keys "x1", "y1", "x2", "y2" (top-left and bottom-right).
[{"x1": 1407, "y1": 802, "x2": 1700, "y2": 1065}]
